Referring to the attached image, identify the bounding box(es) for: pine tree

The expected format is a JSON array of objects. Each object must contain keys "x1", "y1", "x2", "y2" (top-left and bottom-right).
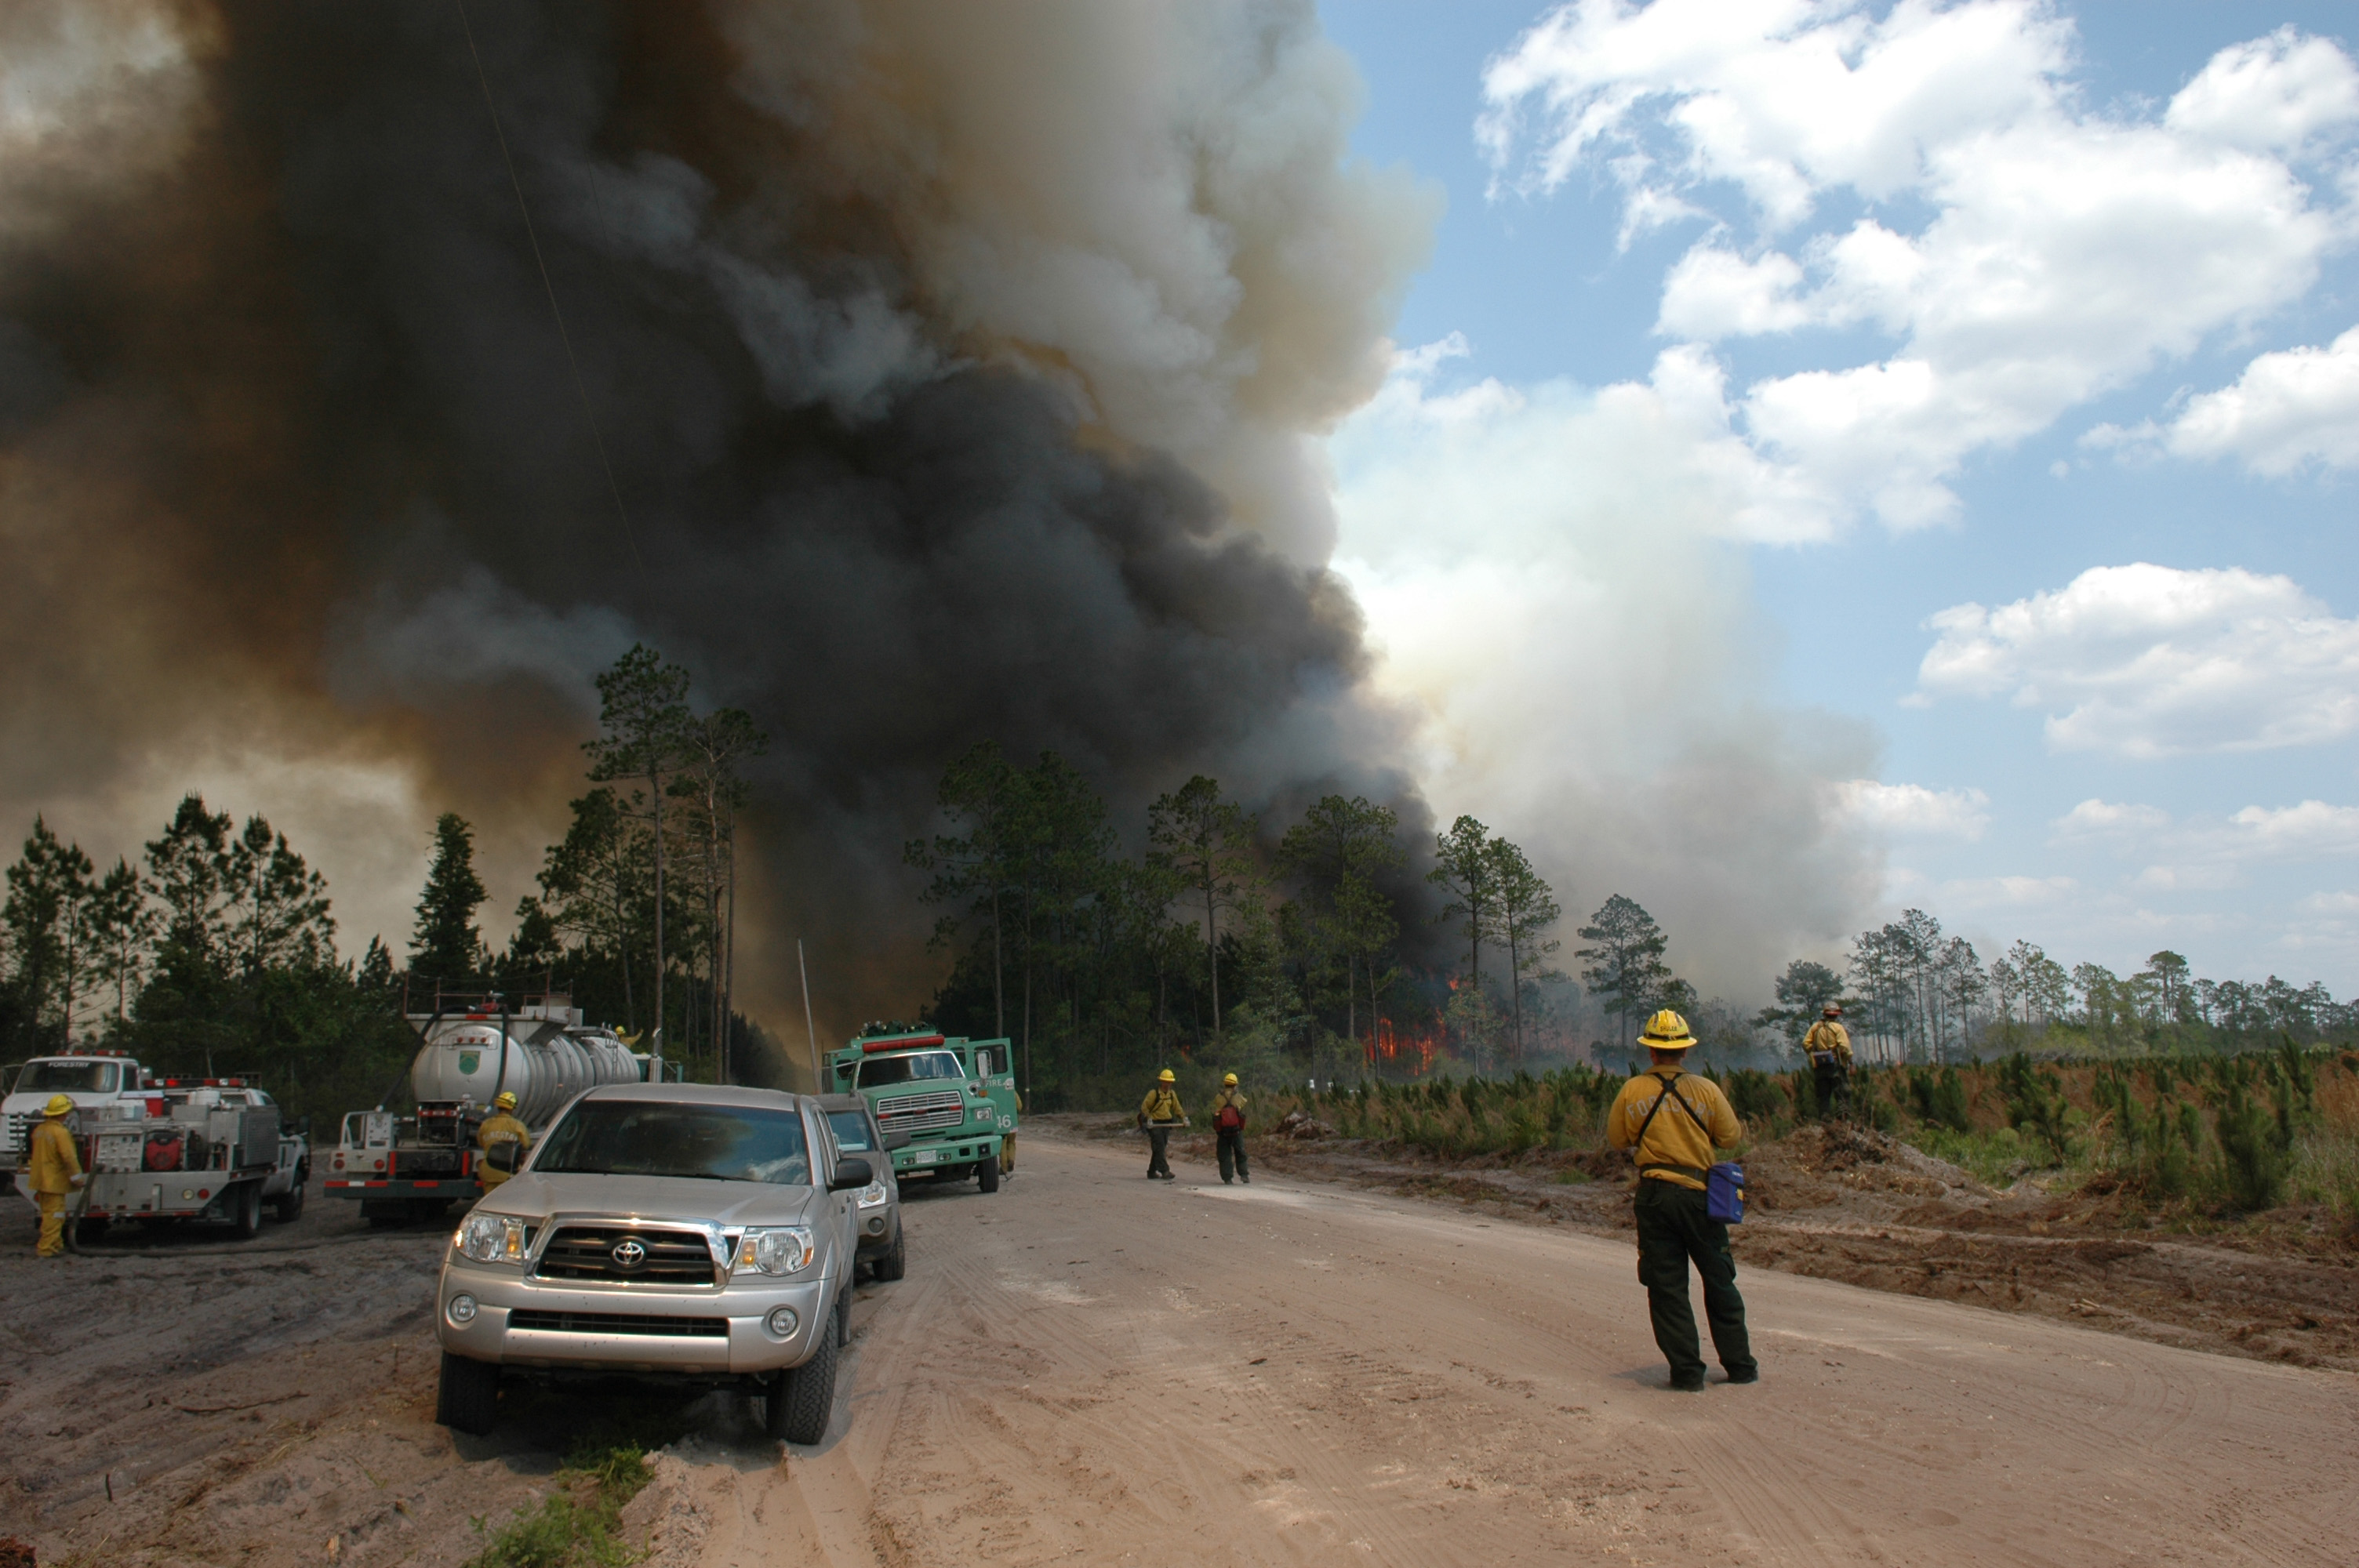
[
  {"x1": 1483, "y1": 836, "x2": 1561, "y2": 1064},
  {"x1": 1576, "y1": 894, "x2": 1672, "y2": 1052},
  {"x1": 1147, "y1": 775, "x2": 1258, "y2": 1036},
  {"x1": 410, "y1": 812, "x2": 489, "y2": 993}
]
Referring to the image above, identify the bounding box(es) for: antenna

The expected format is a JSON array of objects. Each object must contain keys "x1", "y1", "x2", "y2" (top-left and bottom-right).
[{"x1": 798, "y1": 939, "x2": 823, "y2": 1091}]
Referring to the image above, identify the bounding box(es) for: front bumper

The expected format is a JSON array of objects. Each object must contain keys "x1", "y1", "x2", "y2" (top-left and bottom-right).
[
  {"x1": 891, "y1": 1132, "x2": 999, "y2": 1174},
  {"x1": 434, "y1": 1261, "x2": 834, "y2": 1376}
]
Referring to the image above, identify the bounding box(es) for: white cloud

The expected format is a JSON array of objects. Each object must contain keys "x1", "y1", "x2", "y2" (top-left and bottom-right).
[
  {"x1": 2165, "y1": 27, "x2": 2359, "y2": 152},
  {"x1": 1478, "y1": 3, "x2": 2358, "y2": 530},
  {"x1": 1831, "y1": 779, "x2": 1989, "y2": 839},
  {"x1": 1936, "y1": 873, "x2": 2079, "y2": 909},
  {"x1": 2228, "y1": 800, "x2": 2359, "y2": 858},
  {"x1": 1917, "y1": 563, "x2": 2359, "y2": 757},
  {"x1": 2160, "y1": 325, "x2": 2359, "y2": 475},
  {"x1": 2051, "y1": 797, "x2": 2171, "y2": 840}
]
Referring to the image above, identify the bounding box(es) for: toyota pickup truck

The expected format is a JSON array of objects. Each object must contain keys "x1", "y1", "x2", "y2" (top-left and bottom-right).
[{"x1": 433, "y1": 1083, "x2": 871, "y2": 1443}]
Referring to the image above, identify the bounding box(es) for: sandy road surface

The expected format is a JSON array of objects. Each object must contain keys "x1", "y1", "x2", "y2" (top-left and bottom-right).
[
  {"x1": 686, "y1": 1127, "x2": 2359, "y2": 1568},
  {"x1": 7, "y1": 1131, "x2": 2355, "y2": 1565}
]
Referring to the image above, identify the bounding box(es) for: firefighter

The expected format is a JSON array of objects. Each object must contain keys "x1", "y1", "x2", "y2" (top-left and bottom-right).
[
  {"x1": 1211, "y1": 1073, "x2": 1250, "y2": 1185},
  {"x1": 27, "y1": 1094, "x2": 85, "y2": 1258},
  {"x1": 1138, "y1": 1069, "x2": 1183, "y2": 1181},
  {"x1": 1607, "y1": 1010, "x2": 1758, "y2": 1392},
  {"x1": 476, "y1": 1091, "x2": 531, "y2": 1190},
  {"x1": 1803, "y1": 1004, "x2": 1853, "y2": 1121}
]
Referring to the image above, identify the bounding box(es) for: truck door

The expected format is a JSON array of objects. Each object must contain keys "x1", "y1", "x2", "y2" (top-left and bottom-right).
[{"x1": 976, "y1": 1045, "x2": 1019, "y2": 1133}]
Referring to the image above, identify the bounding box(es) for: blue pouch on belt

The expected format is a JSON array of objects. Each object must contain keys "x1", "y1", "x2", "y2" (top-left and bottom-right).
[{"x1": 1706, "y1": 1161, "x2": 1744, "y2": 1224}]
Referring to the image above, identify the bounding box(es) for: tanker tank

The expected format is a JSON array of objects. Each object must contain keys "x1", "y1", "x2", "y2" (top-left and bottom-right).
[{"x1": 410, "y1": 1011, "x2": 645, "y2": 1128}]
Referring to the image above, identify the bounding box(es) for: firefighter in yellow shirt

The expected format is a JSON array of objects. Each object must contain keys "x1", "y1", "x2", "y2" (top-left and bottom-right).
[
  {"x1": 475, "y1": 1091, "x2": 531, "y2": 1190},
  {"x1": 27, "y1": 1095, "x2": 86, "y2": 1258},
  {"x1": 1138, "y1": 1069, "x2": 1183, "y2": 1181},
  {"x1": 1802, "y1": 1005, "x2": 1853, "y2": 1121},
  {"x1": 1607, "y1": 1011, "x2": 1757, "y2": 1392}
]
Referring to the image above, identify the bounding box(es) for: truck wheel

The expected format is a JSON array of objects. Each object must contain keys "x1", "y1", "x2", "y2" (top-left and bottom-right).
[
  {"x1": 232, "y1": 1182, "x2": 263, "y2": 1239},
  {"x1": 765, "y1": 1327, "x2": 838, "y2": 1445},
  {"x1": 272, "y1": 1169, "x2": 307, "y2": 1224},
  {"x1": 977, "y1": 1156, "x2": 1001, "y2": 1193},
  {"x1": 871, "y1": 1221, "x2": 907, "y2": 1282},
  {"x1": 434, "y1": 1353, "x2": 500, "y2": 1436}
]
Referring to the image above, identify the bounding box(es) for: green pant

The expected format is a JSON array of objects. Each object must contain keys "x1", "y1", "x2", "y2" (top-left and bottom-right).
[
  {"x1": 1634, "y1": 1178, "x2": 1754, "y2": 1386},
  {"x1": 1146, "y1": 1128, "x2": 1172, "y2": 1178},
  {"x1": 1216, "y1": 1130, "x2": 1248, "y2": 1182},
  {"x1": 1813, "y1": 1062, "x2": 1849, "y2": 1121}
]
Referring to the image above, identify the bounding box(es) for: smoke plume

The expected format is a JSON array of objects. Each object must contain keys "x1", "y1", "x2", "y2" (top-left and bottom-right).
[{"x1": 0, "y1": 0, "x2": 1442, "y2": 1028}]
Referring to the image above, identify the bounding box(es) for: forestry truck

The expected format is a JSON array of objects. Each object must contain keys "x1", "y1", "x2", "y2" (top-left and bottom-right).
[
  {"x1": 5, "y1": 1051, "x2": 310, "y2": 1235},
  {"x1": 327, "y1": 994, "x2": 649, "y2": 1225},
  {"x1": 825, "y1": 1025, "x2": 1017, "y2": 1191}
]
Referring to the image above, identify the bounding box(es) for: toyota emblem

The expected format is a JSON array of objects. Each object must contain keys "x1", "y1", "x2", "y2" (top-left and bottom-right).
[{"x1": 609, "y1": 1239, "x2": 647, "y2": 1271}]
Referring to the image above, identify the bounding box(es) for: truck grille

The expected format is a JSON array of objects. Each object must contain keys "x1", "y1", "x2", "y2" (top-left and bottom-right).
[
  {"x1": 1, "y1": 1114, "x2": 26, "y2": 1157},
  {"x1": 533, "y1": 1225, "x2": 717, "y2": 1286},
  {"x1": 875, "y1": 1089, "x2": 965, "y2": 1134},
  {"x1": 508, "y1": 1309, "x2": 726, "y2": 1338}
]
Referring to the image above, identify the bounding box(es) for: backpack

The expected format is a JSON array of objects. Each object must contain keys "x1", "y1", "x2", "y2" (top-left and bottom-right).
[{"x1": 1215, "y1": 1101, "x2": 1244, "y2": 1132}]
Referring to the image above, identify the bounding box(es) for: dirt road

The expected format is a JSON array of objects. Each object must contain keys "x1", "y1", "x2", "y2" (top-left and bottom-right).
[
  {"x1": 649, "y1": 1127, "x2": 2359, "y2": 1566},
  {"x1": 8, "y1": 1130, "x2": 2356, "y2": 1565}
]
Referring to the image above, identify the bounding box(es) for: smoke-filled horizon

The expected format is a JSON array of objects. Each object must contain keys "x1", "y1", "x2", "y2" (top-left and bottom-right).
[{"x1": 0, "y1": 0, "x2": 1448, "y2": 1036}]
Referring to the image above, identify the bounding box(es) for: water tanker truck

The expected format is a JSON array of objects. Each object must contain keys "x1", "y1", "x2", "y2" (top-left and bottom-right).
[
  {"x1": 326, "y1": 993, "x2": 650, "y2": 1225},
  {"x1": 825, "y1": 1025, "x2": 1018, "y2": 1191}
]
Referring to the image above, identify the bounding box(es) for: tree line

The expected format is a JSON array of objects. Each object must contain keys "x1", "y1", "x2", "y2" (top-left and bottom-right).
[
  {"x1": 902, "y1": 742, "x2": 1737, "y2": 1103},
  {"x1": 1760, "y1": 908, "x2": 2356, "y2": 1064},
  {"x1": 0, "y1": 643, "x2": 765, "y2": 1116}
]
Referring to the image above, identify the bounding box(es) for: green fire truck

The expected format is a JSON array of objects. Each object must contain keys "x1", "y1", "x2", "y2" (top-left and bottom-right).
[{"x1": 827, "y1": 1025, "x2": 1018, "y2": 1192}]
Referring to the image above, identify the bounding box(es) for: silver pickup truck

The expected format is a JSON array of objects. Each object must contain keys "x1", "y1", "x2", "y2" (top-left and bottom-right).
[{"x1": 432, "y1": 1083, "x2": 871, "y2": 1443}]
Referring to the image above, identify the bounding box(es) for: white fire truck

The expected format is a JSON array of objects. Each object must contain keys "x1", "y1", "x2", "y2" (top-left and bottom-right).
[
  {"x1": 5, "y1": 1052, "x2": 309, "y2": 1236},
  {"x1": 326, "y1": 994, "x2": 649, "y2": 1225}
]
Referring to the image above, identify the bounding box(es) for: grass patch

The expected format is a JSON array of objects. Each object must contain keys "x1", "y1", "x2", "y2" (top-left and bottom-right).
[
  {"x1": 1910, "y1": 1124, "x2": 2050, "y2": 1188},
  {"x1": 1551, "y1": 1167, "x2": 1591, "y2": 1185},
  {"x1": 466, "y1": 1392, "x2": 699, "y2": 1568}
]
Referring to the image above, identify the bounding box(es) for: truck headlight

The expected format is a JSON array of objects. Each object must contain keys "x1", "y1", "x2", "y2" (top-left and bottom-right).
[
  {"x1": 855, "y1": 1181, "x2": 889, "y2": 1210},
  {"x1": 457, "y1": 1214, "x2": 530, "y2": 1264},
  {"x1": 736, "y1": 1227, "x2": 816, "y2": 1276}
]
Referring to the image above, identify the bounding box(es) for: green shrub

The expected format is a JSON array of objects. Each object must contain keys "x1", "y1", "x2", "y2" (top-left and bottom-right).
[
  {"x1": 1997, "y1": 1053, "x2": 2074, "y2": 1163},
  {"x1": 2214, "y1": 1076, "x2": 2290, "y2": 1211},
  {"x1": 1906, "y1": 1065, "x2": 1972, "y2": 1133}
]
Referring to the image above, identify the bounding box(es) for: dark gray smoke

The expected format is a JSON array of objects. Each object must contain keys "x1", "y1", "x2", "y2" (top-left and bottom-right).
[{"x1": 0, "y1": 1, "x2": 1437, "y2": 1023}]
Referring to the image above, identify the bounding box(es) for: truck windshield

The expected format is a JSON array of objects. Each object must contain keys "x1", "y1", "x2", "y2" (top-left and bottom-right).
[
  {"x1": 16, "y1": 1062, "x2": 118, "y2": 1094},
  {"x1": 533, "y1": 1100, "x2": 811, "y2": 1185},
  {"x1": 856, "y1": 1051, "x2": 963, "y2": 1089},
  {"x1": 826, "y1": 1110, "x2": 874, "y2": 1152}
]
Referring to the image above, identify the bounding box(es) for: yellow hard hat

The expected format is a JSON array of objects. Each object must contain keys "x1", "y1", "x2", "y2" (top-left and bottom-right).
[
  {"x1": 1222, "y1": 1073, "x2": 1238, "y2": 1086},
  {"x1": 1158, "y1": 1069, "x2": 1176, "y2": 1083},
  {"x1": 1639, "y1": 1009, "x2": 1696, "y2": 1050},
  {"x1": 43, "y1": 1094, "x2": 75, "y2": 1118},
  {"x1": 494, "y1": 1091, "x2": 518, "y2": 1110}
]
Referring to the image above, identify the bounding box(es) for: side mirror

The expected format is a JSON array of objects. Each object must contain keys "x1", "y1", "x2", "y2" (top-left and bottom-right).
[
  {"x1": 881, "y1": 1129, "x2": 911, "y2": 1152},
  {"x1": 294, "y1": 1115, "x2": 312, "y2": 1138},
  {"x1": 829, "y1": 1156, "x2": 874, "y2": 1192}
]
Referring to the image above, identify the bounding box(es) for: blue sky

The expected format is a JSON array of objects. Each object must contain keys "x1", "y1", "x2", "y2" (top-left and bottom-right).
[{"x1": 1315, "y1": 0, "x2": 2359, "y2": 995}]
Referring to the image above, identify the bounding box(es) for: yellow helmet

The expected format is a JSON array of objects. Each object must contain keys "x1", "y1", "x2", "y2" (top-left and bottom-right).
[
  {"x1": 1639, "y1": 1009, "x2": 1696, "y2": 1050},
  {"x1": 494, "y1": 1091, "x2": 518, "y2": 1110},
  {"x1": 43, "y1": 1094, "x2": 75, "y2": 1118},
  {"x1": 1222, "y1": 1073, "x2": 1238, "y2": 1086},
  {"x1": 1158, "y1": 1069, "x2": 1176, "y2": 1083}
]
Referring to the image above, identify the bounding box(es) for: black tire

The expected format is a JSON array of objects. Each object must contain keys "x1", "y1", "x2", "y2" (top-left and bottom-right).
[
  {"x1": 765, "y1": 1327, "x2": 838, "y2": 1445},
  {"x1": 871, "y1": 1221, "x2": 907, "y2": 1282},
  {"x1": 231, "y1": 1182, "x2": 263, "y2": 1239},
  {"x1": 272, "y1": 1168, "x2": 307, "y2": 1224},
  {"x1": 977, "y1": 1156, "x2": 1001, "y2": 1193},
  {"x1": 434, "y1": 1352, "x2": 500, "y2": 1436}
]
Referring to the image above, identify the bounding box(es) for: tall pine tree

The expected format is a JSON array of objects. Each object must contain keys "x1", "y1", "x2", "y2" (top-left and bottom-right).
[{"x1": 410, "y1": 812, "x2": 488, "y2": 995}]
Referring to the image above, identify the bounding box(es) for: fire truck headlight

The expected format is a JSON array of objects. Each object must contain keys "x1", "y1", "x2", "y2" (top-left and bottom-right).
[
  {"x1": 458, "y1": 1214, "x2": 529, "y2": 1264},
  {"x1": 446, "y1": 1293, "x2": 478, "y2": 1326}
]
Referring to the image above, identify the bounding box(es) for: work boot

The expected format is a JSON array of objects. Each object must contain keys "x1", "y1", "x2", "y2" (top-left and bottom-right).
[
  {"x1": 1725, "y1": 1367, "x2": 1759, "y2": 1385},
  {"x1": 1667, "y1": 1373, "x2": 1706, "y2": 1393},
  {"x1": 1240, "y1": 1172, "x2": 1249, "y2": 1184}
]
